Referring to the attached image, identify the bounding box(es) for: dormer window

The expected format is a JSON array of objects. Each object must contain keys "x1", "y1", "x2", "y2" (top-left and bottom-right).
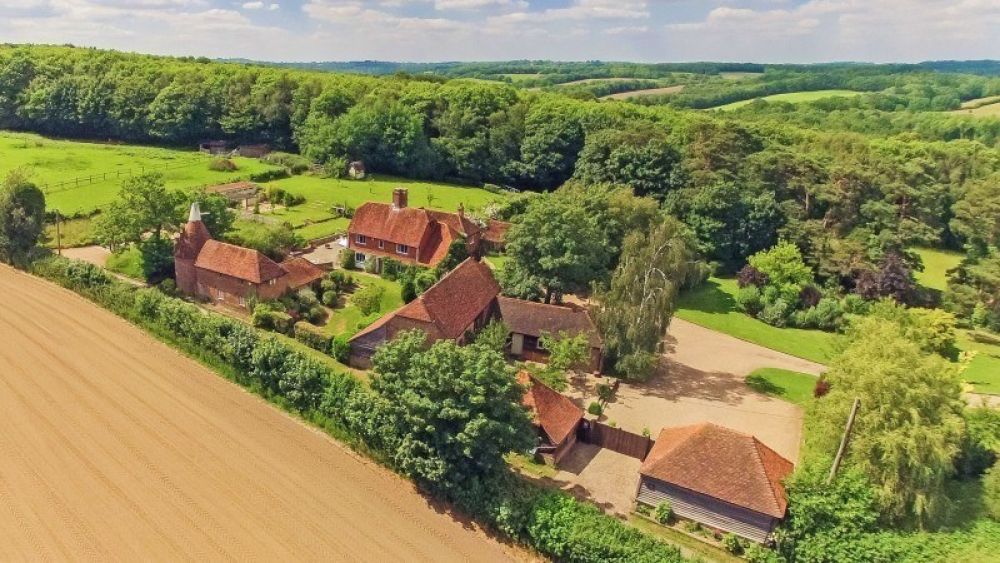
[
  {"x1": 356, "y1": 234, "x2": 367, "y2": 245},
  {"x1": 396, "y1": 244, "x2": 409, "y2": 255}
]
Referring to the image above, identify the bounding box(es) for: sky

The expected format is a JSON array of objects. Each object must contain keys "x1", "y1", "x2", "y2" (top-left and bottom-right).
[{"x1": 1, "y1": 0, "x2": 998, "y2": 64}]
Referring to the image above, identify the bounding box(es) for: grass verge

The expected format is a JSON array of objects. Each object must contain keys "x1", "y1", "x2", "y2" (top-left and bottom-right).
[{"x1": 745, "y1": 368, "x2": 817, "y2": 406}]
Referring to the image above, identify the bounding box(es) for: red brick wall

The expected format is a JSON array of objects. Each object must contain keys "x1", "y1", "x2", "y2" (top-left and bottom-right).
[
  {"x1": 175, "y1": 258, "x2": 198, "y2": 295},
  {"x1": 194, "y1": 268, "x2": 287, "y2": 308}
]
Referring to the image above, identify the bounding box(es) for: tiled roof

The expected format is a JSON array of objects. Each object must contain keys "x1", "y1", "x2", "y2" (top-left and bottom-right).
[
  {"x1": 483, "y1": 219, "x2": 511, "y2": 244},
  {"x1": 427, "y1": 209, "x2": 481, "y2": 238},
  {"x1": 350, "y1": 203, "x2": 435, "y2": 248},
  {"x1": 174, "y1": 219, "x2": 212, "y2": 260},
  {"x1": 518, "y1": 372, "x2": 583, "y2": 446},
  {"x1": 194, "y1": 240, "x2": 286, "y2": 284},
  {"x1": 281, "y1": 257, "x2": 324, "y2": 289},
  {"x1": 497, "y1": 296, "x2": 602, "y2": 348},
  {"x1": 395, "y1": 258, "x2": 500, "y2": 339},
  {"x1": 641, "y1": 423, "x2": 793, "y2": 518}
]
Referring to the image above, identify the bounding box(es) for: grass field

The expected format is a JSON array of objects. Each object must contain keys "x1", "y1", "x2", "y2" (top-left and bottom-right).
[
  {"x1": 960, "y1": 331, "x2": 1000, "y2": 394},
  {"x1": 500, "y1": 73, "x2": 542, "y2": 82},
  {"x1": 248, "y1": 174, "x2": 507, "y2": 241},
  {"x1": 602, "y1": 85, "x2": 686, "y2": 100},
  {"x1": 676, "y1": 277, "x2": 838, "y2": 364},
  {"x1": 0, "y1": 131, "x2": 277, "y2": 215},
  {"x1": 720, "y1": 72, "x2": 764, "y2": 80},
  {"x1": 44, "y1": 216, "x2": 97, "y2": 248},
  {"x1": 951, "y1": 101, "x2": 1000, "y2": 118},
  {"x1": 745, "y1": 368, "x2": 817, "y2": 405},
  {"x1": 711, "y1": 89, "x2": 862, "y2": 111},
  {"x1": 913, "y1": 246, "x2": 963, "y2": 292}
]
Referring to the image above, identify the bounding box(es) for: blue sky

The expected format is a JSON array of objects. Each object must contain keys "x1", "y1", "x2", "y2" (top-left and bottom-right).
[{"x1": 1, "y1": 1, "x2": 998, "y2": 63}]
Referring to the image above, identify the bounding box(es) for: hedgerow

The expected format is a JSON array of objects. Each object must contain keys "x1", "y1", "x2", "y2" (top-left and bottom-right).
[{"x1": 27, "y1": 255, "x2": 687, "y2": 563}]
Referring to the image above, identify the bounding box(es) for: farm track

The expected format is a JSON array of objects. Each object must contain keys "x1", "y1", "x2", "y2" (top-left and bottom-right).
[{"x1": 0, "y1": 265, "x2": 521, "y2": 562}]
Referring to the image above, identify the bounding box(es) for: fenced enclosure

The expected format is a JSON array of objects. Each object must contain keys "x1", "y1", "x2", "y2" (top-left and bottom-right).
[{"x1": 579, "y1": 420, "x2": 653, "y2": 460}]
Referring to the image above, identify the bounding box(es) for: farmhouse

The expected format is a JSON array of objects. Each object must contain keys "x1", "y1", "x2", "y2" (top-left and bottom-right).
[
  {"x1": 174, "y1": 203, "x2": 323, "y2": 308},
  {"x1": 498, "y1": 296, "x2": 603, "y2": 373},
  {"x1": 519, "y1": 371, "x2": 584, "y2": 465},
  {"x1": 347, "y1": 256, "x2": 605, "y2": 371},
  {"x1": 347, "y1": 188, "x2": 484, "y2": 272},
  {"x1": 348, "y1": 258, "x2": 500, "y2": 367},
  {"x1": 636, "y1": 423, "x2": 793, "y2": 544}
]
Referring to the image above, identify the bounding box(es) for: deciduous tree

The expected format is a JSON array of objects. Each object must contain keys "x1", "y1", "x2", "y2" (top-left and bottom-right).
[{"x1": 0, "y1": 170, "x2": 46, "y2": 265}]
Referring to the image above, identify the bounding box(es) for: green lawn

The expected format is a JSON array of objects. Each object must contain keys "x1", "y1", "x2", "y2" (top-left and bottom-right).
[
  {"x1": 0, "y1": 131, "x2": 278, "y2": 215},
  {"x1": 248, "y1": 174, "x2": 507, "y2": 242},
  {"x1": 322, "y1": 272, "x2": 402, "y2": 337},
  {"x1": 676, "y1": 277, "x2": 838, "y2": 364},
  {"x1": 711, "y1": 90, "x2": 862, "y2": 111},
  {"x1": 745, "y1": 368, "x2": 817, "y2": 405},
  {"x1": 959, "y1": 331, "x2": 1000, "y2": 394},
  {"x1": 484, "y1": 254, "x2": 510, "y2": 271},
  {"x1": 913, "y1": 247, "x2": 963, "y2": 292},
  {"x1": 627, "y1": 515, "x2": 742, "y2": 563},
  {"x1": 105, "y1": 246, "x2": 145, "y2": 280}
]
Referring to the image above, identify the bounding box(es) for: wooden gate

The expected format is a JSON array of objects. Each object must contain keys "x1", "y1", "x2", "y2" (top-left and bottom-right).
[{"x1": 579, "y1": 420, "x2": 653, "y2": 460}]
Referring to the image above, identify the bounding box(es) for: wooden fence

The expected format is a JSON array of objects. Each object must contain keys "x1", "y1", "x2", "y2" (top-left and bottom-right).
[{"x1": 579, "y1": 420, "x2": 653, "y2": 460}]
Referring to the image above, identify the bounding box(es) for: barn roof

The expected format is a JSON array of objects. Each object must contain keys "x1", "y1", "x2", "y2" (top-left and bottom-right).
[
  {"x1": 641, "y1": 423, "x2": 793, "y2": 518},
  {"x1": 194, "y1": 240, "x2": 286, "y2": 284},
  {"x1": 395, "y1": 258, "x2": 499, "y2": 339},
  {"x1": 281, "y1": 257, "x2": 324, "y2": 289},
  {"x1": 518, "y1": 372, "x2": 583, "y2": 446},
  {"x1": 498, "y1": 296, "x2": 602, "y2": 348}
]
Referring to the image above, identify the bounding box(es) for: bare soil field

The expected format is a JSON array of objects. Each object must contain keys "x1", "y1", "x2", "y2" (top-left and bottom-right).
[{"x1": 0, "y1": 265, "x2": 522, "y2": 562}]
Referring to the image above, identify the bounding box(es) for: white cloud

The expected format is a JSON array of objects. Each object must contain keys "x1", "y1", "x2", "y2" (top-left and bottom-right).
[{"x1": 242, "y1": 1, "x2": 263, "y2": 8}]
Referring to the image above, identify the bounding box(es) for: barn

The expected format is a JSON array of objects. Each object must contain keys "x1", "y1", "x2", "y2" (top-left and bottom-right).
[{"x1": 635, "y1": 423, "x2": 793, "y2": 544}]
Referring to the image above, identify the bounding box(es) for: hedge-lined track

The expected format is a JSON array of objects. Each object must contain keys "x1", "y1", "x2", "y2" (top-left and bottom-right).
[{"x1": 0, "y1": 265, "x2": 520, "y2": 562}]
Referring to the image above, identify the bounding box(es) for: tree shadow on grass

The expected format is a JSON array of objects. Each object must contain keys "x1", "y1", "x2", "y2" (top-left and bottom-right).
[
  {"x1": 678, "y1": 279, "x2": 738, "y2": 315},
  {"x1": 745, "y1": 374, "x2": 784, "y2": 397}
]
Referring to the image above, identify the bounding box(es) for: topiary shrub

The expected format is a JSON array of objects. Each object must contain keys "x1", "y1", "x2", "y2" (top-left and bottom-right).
[
  {"x1": 799, "y1": 285, "x2": 822, "y2": 308},
  {"x1": 654, "y1": 501, "x2": 672, "y2": 524},
  {"x1": 587, "y1": 401, "x2": 603, "y2": 416}
]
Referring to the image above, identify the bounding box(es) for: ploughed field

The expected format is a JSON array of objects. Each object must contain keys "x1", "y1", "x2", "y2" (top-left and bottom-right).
[{"x1": 0, "y1": 265, "x2": 518, "y2": 562}]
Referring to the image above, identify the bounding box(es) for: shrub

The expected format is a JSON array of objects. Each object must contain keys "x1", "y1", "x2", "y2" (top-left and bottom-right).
[
  {"x1": 635, "y1": 503, "x2": 651, "y2": 517},
  {"x1": 654, "y1": 501, "x2": 672, "y2": 524},
  {"x1": 744, "y1": 544, "x2": 781, "y2": 563},
  {"x1": 721, "y1": 533, "x2": 745, "y2": 555},
  {"x1": 208, "y1": 158, "x2": 237, "y2": 171},
  {"x1": 251, "y1": 303, "x2": 294, "y2": 334},
  {"x1": 158, "y1": 278, "x2": 177, "y2": 296},
  {"x1": 735, "y1": 285, "x2": 764, "y2": 316},
  {"x1": 364, "y1": 257, "x2": 378, "y2": 273},
  {"x1": 351, "y1": 284, "x2": 384, "y2": 316},
  {"x1": 842, "y1": 293, "x2": 869, "y2": 315},
  {"x1": 264, "y1": 151, "x2": 311, "y2": 175},
  {"x1": 587, "y1": 401, "x2": 603, "y2": 416},
  {"x1": 321, "y1": 290, "x2": 339, "y2": 307},
  {"x1": 331, "y1": 335, "x2": 351, "y2": 363},
  {"x1": 737, "y1": 264, "x2": 769, "y2": 288},
  {"x1": 758, "y1": 298, "x2": 790, "y2": 327},
  {"x1": 799, "y1": 285, "x2": 822, "y2": 308},
  {"x1": 339, "y1": 248, "x2": 356, "y2": 270},
  {"x1": 249, "y1": 168, "x2": 290, "y2": 183},
  {"x1": 324, "y1": 270, "x2": 354, "y2": 292},
  {"x1": 294, "y1": 321, "x2": 332, "y2": 352},
  {"x1": 324, "y1": 156, "x2": 348, "y2": 178},
  {"x1": 596, "y1": 383, "x2": 614, "y2": 402},
  {"x1": 813, "y1": 376, "x2": 831, "y2": 398}
]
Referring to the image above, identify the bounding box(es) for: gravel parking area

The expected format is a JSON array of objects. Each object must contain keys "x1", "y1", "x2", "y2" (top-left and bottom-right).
[{"x1": 551, "y1": 444, "x2": 642, "y2": 516}]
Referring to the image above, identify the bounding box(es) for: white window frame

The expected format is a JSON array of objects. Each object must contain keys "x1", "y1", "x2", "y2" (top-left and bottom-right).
[
  {"x1": 268, "y1": 279, "x2": 276, "y2": 286},
  {"x1": 355, "y1": 252, "x2": 366, "y2": 262},
  {"x1": 396, "y1": 243, "x2": 409, "y2": 255},
  {"x1": 239, "y1": 296, "x2": 246, "y2": 307},
  {"x1": 355, "y1": 234, "x2": 367, "y2": 245}
]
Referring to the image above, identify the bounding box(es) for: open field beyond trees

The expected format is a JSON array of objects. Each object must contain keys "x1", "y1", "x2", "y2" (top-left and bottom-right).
[
  {"x1": 710, "y1": 89, "x2": 862, "y2": 110},
  {"x1": 0, "y1": 264, "x2": 520, "y2": 562},
  {"x1": 0, "y1": 131, "x2": 276, "y2": 216},
  {"x1": 248, "y1": 174, "x2": 507, "y2": 241}
]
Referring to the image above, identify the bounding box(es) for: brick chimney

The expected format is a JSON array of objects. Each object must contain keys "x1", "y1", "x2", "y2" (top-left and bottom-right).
[{"x1": 392, "y1": 188, "x2": 408, "y2": 210}]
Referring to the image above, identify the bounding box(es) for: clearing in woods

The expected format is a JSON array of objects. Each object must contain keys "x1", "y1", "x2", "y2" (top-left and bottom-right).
[
  {"x1": 0, "y1": 131, "x2": 277, "y2": 216},
  {"x1": 0, "y1": 265, "x2": 520, "y2": 562},
  {"x1": 602, "y1": 84, "x2": 686, "y2": 100},
  {"x1": 710, "y1": 89, "x2": 862, "y2": 110}
]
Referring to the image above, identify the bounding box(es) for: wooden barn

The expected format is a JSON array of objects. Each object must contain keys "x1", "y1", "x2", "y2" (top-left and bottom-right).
[
  {"x1": 636, "y1": 423, "x2": 793, "y2": 544},
  {"x1": 518, "y1": 372, "x2": 584, "y2": 465}
]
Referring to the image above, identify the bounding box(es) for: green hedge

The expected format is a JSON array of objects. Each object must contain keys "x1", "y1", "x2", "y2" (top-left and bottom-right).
[
  {"x1": 28, "y1": 255, "x2": 687, "y2": 563},
  {"x1": 294, "y1": 321, "x2": 333, "y2": 353}
]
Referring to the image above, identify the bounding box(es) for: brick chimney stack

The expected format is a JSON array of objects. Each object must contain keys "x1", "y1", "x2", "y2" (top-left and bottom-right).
[{"x1": 392, "y1": 188, "x2": 408, "y2": 210}]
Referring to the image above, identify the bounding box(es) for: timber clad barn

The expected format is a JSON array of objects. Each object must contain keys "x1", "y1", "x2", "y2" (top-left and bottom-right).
[
  {"x1": 174, "y1": 203, "x2": 323, "y2": 308},
  {"x1": 347, "y1": 188, "x2": 484, "y2": 272},
  {"x1": 636, "y1": 423, "x2": 793, "y2": 544},
  {"x1": 519, "y1": 372, "x2": 584, "y2": 465}
]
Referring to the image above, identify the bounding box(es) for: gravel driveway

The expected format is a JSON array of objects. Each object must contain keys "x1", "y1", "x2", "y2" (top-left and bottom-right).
[{"x1": 567, "y1": 319, "x2": 823, "y2": 463}]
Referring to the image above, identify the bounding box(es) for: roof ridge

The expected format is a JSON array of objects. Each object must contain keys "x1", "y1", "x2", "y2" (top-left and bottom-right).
[{"x1": 750, "y1": 437, "x2": 785, "y2": 516}]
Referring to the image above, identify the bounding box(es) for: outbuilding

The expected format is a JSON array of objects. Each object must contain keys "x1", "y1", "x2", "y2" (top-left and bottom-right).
[{"x1": 636, "y1": 423, "x2": 793, "y2": 544}]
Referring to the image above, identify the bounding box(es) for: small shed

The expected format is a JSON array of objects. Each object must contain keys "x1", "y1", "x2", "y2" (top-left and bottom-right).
[
  {"x1": 519, "y1": 372, "x2": 584, "y2": 465},
  {"x1": 498, "y1": 296, "x2": 603, "y2": 373},
  {"x1": 237, "y1": 144, "x2": 271, "y2": 158},
  {"x1": 636, "y1": 423, "x2": 794, "y2": 544},
  {"x1": 348, "y1": 161, "x2": 367, "y2": 179},
  {"x1": 199, "y1": 140, "x2": 229, "y2": 155},
  {"x1": 206, "y1": 181, "x2": 261, "y2": 208}
]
